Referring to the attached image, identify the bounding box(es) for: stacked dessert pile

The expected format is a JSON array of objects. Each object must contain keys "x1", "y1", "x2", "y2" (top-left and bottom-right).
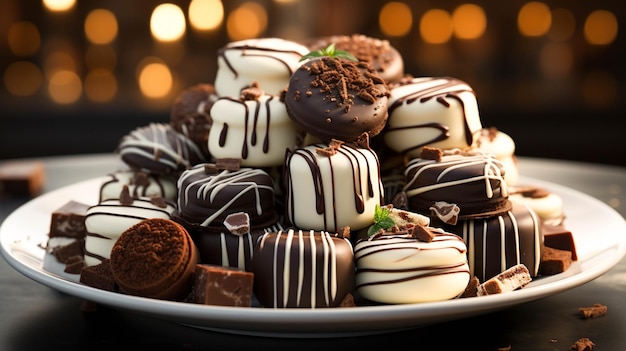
[{"x1": 43, "y1": 34, "x2": 577, "y2": 308}]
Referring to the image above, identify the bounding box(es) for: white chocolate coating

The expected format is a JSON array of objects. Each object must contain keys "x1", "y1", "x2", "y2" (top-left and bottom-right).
[
  {"x1": 384, "y1": 77, "x2": 483, "y2": 157},
  {"x1": 510, "y1": 191, "x2": 564, "y2": 225},
  {"x1": 354, "y1": 229, "x2": 470, "y2": 304},
  {"x1": 99, "y1": 170, "x2": 178, "y2": 202},
  {"x1": 284, "y1": 143, "x2": 384, "y2": 233},
  {"x1": 208, "y1": 95, "x2": 300, "y2": 167},
  {"x1": 83, "y1": 197, "x2": 176, "y2": 266},
  {"x1": 474, "y1": 128, "x2": 519, "y2": 186},
  {"x1": 214, "y1": 38, "x2": 309, "y2": 97}
]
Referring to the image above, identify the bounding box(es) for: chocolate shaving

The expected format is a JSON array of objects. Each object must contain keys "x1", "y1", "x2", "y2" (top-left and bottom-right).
[
  {"x1": 420, "y1": 147, "x2": 443, "y2": 161},
  {"x1": 224, "y1": 212, "x2": 250, "y2": 236},
  {"x1": 150, "y1": 196, "x2": 167, "y2": 208},
  {"x1": 240, "y1": 82, "x2": 264, "y2": 100},
  {"x1": 119, "y1": 185, "x2": 133, "y2": 205},
  {"x1": 337, "y1": 226, "x2": 351, "y2": 240},
  {"x1": 411, "y1": 225, "x2": 434, "y2": 243},
  {"x1": 215, "y1": 158, "x2": 241, "y2": 171},
  {"x1": 204, "y1": 164, "x2": 219, "y2": 174}
]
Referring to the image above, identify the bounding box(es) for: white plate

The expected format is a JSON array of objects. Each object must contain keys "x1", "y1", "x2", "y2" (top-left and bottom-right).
[{"x1": 1, "y1": 176, "x2": 625, "y2": 338}]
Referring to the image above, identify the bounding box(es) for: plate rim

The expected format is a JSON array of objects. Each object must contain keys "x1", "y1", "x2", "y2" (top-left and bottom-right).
[{"x1": 1, "y1": 175, "x2": 625, "y2": 337}]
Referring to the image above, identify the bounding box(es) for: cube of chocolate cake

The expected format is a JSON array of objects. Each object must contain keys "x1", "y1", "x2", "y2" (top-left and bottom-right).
[
  {"x1": 0, "y1": 160, "x2": 45, "y2": 197},
  {"x1": 49, "y1": 200, "x2": 90, "y2": 238},
  {"x1": 539, "y1": 245, "x2": 573, "y2": 275},
  {"x1": 542, "y1": 223, "x2": 578, "y2": 260},
  {"x1": 190, "y1": 264, "x2": 254, "y2": 307},
  {"x1": 80, "y1": 259, "x2": 118, "y2": 292}
]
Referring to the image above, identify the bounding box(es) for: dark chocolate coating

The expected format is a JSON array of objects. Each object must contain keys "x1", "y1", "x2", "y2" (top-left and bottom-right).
[
  {"x1": 117, "y1": 123, "x2": 206, "y2": 175},
  {"x1": 174, "y1": 163, "x2": 278, "y2": 231},
  {"x1": 434, "y1": 201, "x2": 543, "y2": 282},
  {"x1": 252, "y1": 229, "x2": 355, "y2": 308},
  {"x1": 283, "y1": 57, "x2": 390, "y2": 143},
  {"x1": 403, "y1": 152, "x2": 511, "y2": 218},
  {"x1": 170, "y1": 83, "x2": 217, "y2": 158}
]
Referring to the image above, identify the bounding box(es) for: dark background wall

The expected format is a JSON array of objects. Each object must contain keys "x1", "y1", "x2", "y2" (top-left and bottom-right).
[{"x1": 1, "y1": 0, "x2": 625, "y2": 167}]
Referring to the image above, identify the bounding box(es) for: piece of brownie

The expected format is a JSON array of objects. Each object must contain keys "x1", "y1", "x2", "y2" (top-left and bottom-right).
[
  {"x1": 0, "y1": 160, "x2": 45, "y2": 197},
  {"x1": 49, "y1": 200, "x2": 90, "y2": 238},
  {"x1": 80, "y1": 259, "x2": 118, "y2": 292},
  {"x1": 542, "y1": 223, "x2": 578, "y2": 260}
]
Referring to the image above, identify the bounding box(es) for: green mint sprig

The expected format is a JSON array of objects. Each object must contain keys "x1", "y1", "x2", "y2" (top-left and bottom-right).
[
  {"x1": 300, "y1": 43, "x2": 358, "y2": 62},
  {"x1": 367, "y1": 204, "x2": 396, "y2": 236}
]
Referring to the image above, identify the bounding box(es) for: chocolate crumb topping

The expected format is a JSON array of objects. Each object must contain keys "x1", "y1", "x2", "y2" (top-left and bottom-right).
[
  {"x1": 337, "y1": 226, "x2": 351, "y2": 240},
  {"x1": 411, "y1": 225, "x2": 435, "y2": 243},
  {"x1": 240, "y1": 82, "x2": 264, "y2": 100},
  {"x1": 579, "y1": 304, "x2": 607, "y2": 319},
  {"x1": 119, "y1": 185, "x2": 133, "y2": 205},
  {"x1": 300, "y1": 57, "x2": 387, "y2": 113},
  {"x1": 420, "y1": 147, "x2": 443, "y2": 161},
  {"x1": 150, "y1": 196, "x2": 167, "y2": 208},
  {"x1": 216, "y1": 158, "x2": 241, "y2": 171}
]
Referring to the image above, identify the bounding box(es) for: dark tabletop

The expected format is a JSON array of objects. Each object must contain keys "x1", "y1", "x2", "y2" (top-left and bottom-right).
[{"x1": 1, "y1": 154, "x2": 625, "y2": 351}]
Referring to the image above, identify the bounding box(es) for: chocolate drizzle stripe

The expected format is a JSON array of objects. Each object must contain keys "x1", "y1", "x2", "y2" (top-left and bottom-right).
[
  {"x1": 218, "y1": 44, "x2": 304, "y2": 79},
  {"x1": 388, "y1": 77, "x2": 478, "y2": 149},
  {"x1": 355, "y1": 262, "x2": 470, "y2": 288}
]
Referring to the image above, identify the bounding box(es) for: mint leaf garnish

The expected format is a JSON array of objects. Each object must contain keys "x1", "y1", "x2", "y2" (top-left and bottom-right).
[
  {"x1": 367, "y1": 204, "x2": 396, "y2": 236},
  {"x1": 300, "y1": 43, "x2": 358, "y2": 62}
]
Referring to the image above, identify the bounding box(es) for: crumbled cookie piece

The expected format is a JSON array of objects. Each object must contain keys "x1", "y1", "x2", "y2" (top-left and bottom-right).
[
  {"x1": 579, "y1": 304, "x2": 607, "y2": 319},
  {"x1": 477, "y1": 264, "x2": 531, "y2": 296},
  {"x1": 570, "y1": 337, "x2": 595, "y2": 351}
]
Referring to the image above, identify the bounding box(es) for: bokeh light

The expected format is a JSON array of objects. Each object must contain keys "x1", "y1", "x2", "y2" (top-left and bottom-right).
[
  {"x1": 518, "y1": 1, "x2": 551, "y2": 37},
  {"x1": 44, "y1": 50, "x2": 77, "y2": 79},
  {"x1": 85, "y1": 68, "x2": 117, "y2": 102},
  {"x1": 150, "y1": 3, "x2": 186, "y2": 42},
  {"x1": 582, "y1": 70, "x2": 618, "y2": 108},
  {"x1": 226, "y1": 2, "x2": 268, "y2": 40},
  {"x1": 3, "y1": 61, "x2": 43, "y2": 96},
  {"x1": 539, "y1": 42, "x2": 573, "y2": 78},
  {"x1": 584, "y1": 10, "x2": 618, "y2": 45},
  {"x1": 452, "y1": 4, "x2": 487, "y2": 40},
  {"x1": 420, "y1": 9, "x2": 453, "y2": 44},
  {"x1": 379, "y1": 2, "x2": 413, "y2": 37},
  {"x1": 548, "y1": 8, "x2": 576, "y2": 42},
  {"x1": 84, "y1": 9, "x2": 118, "y2": 45},
  {"x1": 189, "y1": 0, "x2": 224, "y2": 31},
  {"x1": 8, "y1": 21, "x2": 41, "y2": 57},
  {"x1": 85, "y1": 44, "x2": 117, "y2": 70},
  {"x1": 42, "y1": 0, "x2": 76, "y2": 12},
  {"x1": 48, "y1": 70, "x2": 82, "y2": 104},
  {"x1": 137, "y1": 58, "x2": 173, "y2": 99}
]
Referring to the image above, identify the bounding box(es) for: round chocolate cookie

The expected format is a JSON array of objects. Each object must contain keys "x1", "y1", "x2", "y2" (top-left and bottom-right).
[
  {"x1": 283, "y1": 56, "x2": 390, "y2": 143},
  {"x1": 109, "y1": 218, "x2": 199, "y2": 301},
  {"x1": 170, "y1": 83, "x2": 218, "y2": 158},
  {"x1": 251, "y1": 228, "x2": 355, "y2": 308},
  {"x1": 307, "y1": 34, "x2": 405, "y2": 83}
]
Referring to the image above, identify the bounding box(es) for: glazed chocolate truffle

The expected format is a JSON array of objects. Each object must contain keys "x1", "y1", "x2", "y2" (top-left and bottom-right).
[
  {"x1": 170, "y1": 83, "x2": 217, "y2": 158},
  {"x1": 403, "y1": 148, "x2": 511, "y2": 219},
  {"x1": 251, "y1": 228, "x2": 355, "y2": 308},
  {"x1": 109, "y1": 218, "x2": 199, "y2": 301},
  {"x1": 283, "y1": 56, "x2": 390, "y2": 143},
  {"x1": 384, "y1": 76, "x2": 483, "y2": 158},
  {"x1": 208, "y1": 84, "x2": 301, "y2": 167},
  {"x1": 174, "y1": 161, "x2": 279, "y2": 231},
  {"x1": 215, "y1": 37, "x2": 309, "y2": 97},
  {"x1": 117, "y1": 123, "x2": 207, "y2": 175},
  {"x1": 434, "y1": 201, "x2": 543, "y2": 282},
  {"x1": 283, "y1": 140, "x2": 384, "y2": 233},
  {"x1": 307, "y1": 34, "x2": 405, "y2": 83}
]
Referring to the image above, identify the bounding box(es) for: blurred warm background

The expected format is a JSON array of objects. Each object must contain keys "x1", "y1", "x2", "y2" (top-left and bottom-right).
[{"x1": 1, "y1": 0, "x2": 624, "y2": 166}]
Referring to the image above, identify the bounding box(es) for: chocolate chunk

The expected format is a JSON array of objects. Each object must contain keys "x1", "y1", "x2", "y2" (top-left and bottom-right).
[
  {"x1": 215, "y1": 158, "x2": 241, "y2": 171},
  {"x1": 52, "y1": 239, "x2": 85, "y2": 263},
  {"x1": 119, "y1": 185, "x2": 133, "y2": 205},
  {"x1": 411, "y1": 225, "x2": 434, "y2": 243},
  {"x1": 49, "y1": 200, "x2": 89, "y2": 238},
  {"x1": 539, "y1": 245, "x2": 572, "y2": 275},
  {"x1": 224, "y1": 212, "x2": 250, "y2": 235},
  {"x1": 80, "y1": 259, "x2": 118, "y2": 292},
  {"x1": 420, "y1": 147, "x2": 443, "y2": 161},
  {"x1": 190, "y1": 264, "x2": 254, "y2": 307},
  {"x1": 429, "y1": 201, "x2": 460, "y2": 225},
  {"x1": 150, "y1": 196, "x2": 168, "y2": 208}
]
